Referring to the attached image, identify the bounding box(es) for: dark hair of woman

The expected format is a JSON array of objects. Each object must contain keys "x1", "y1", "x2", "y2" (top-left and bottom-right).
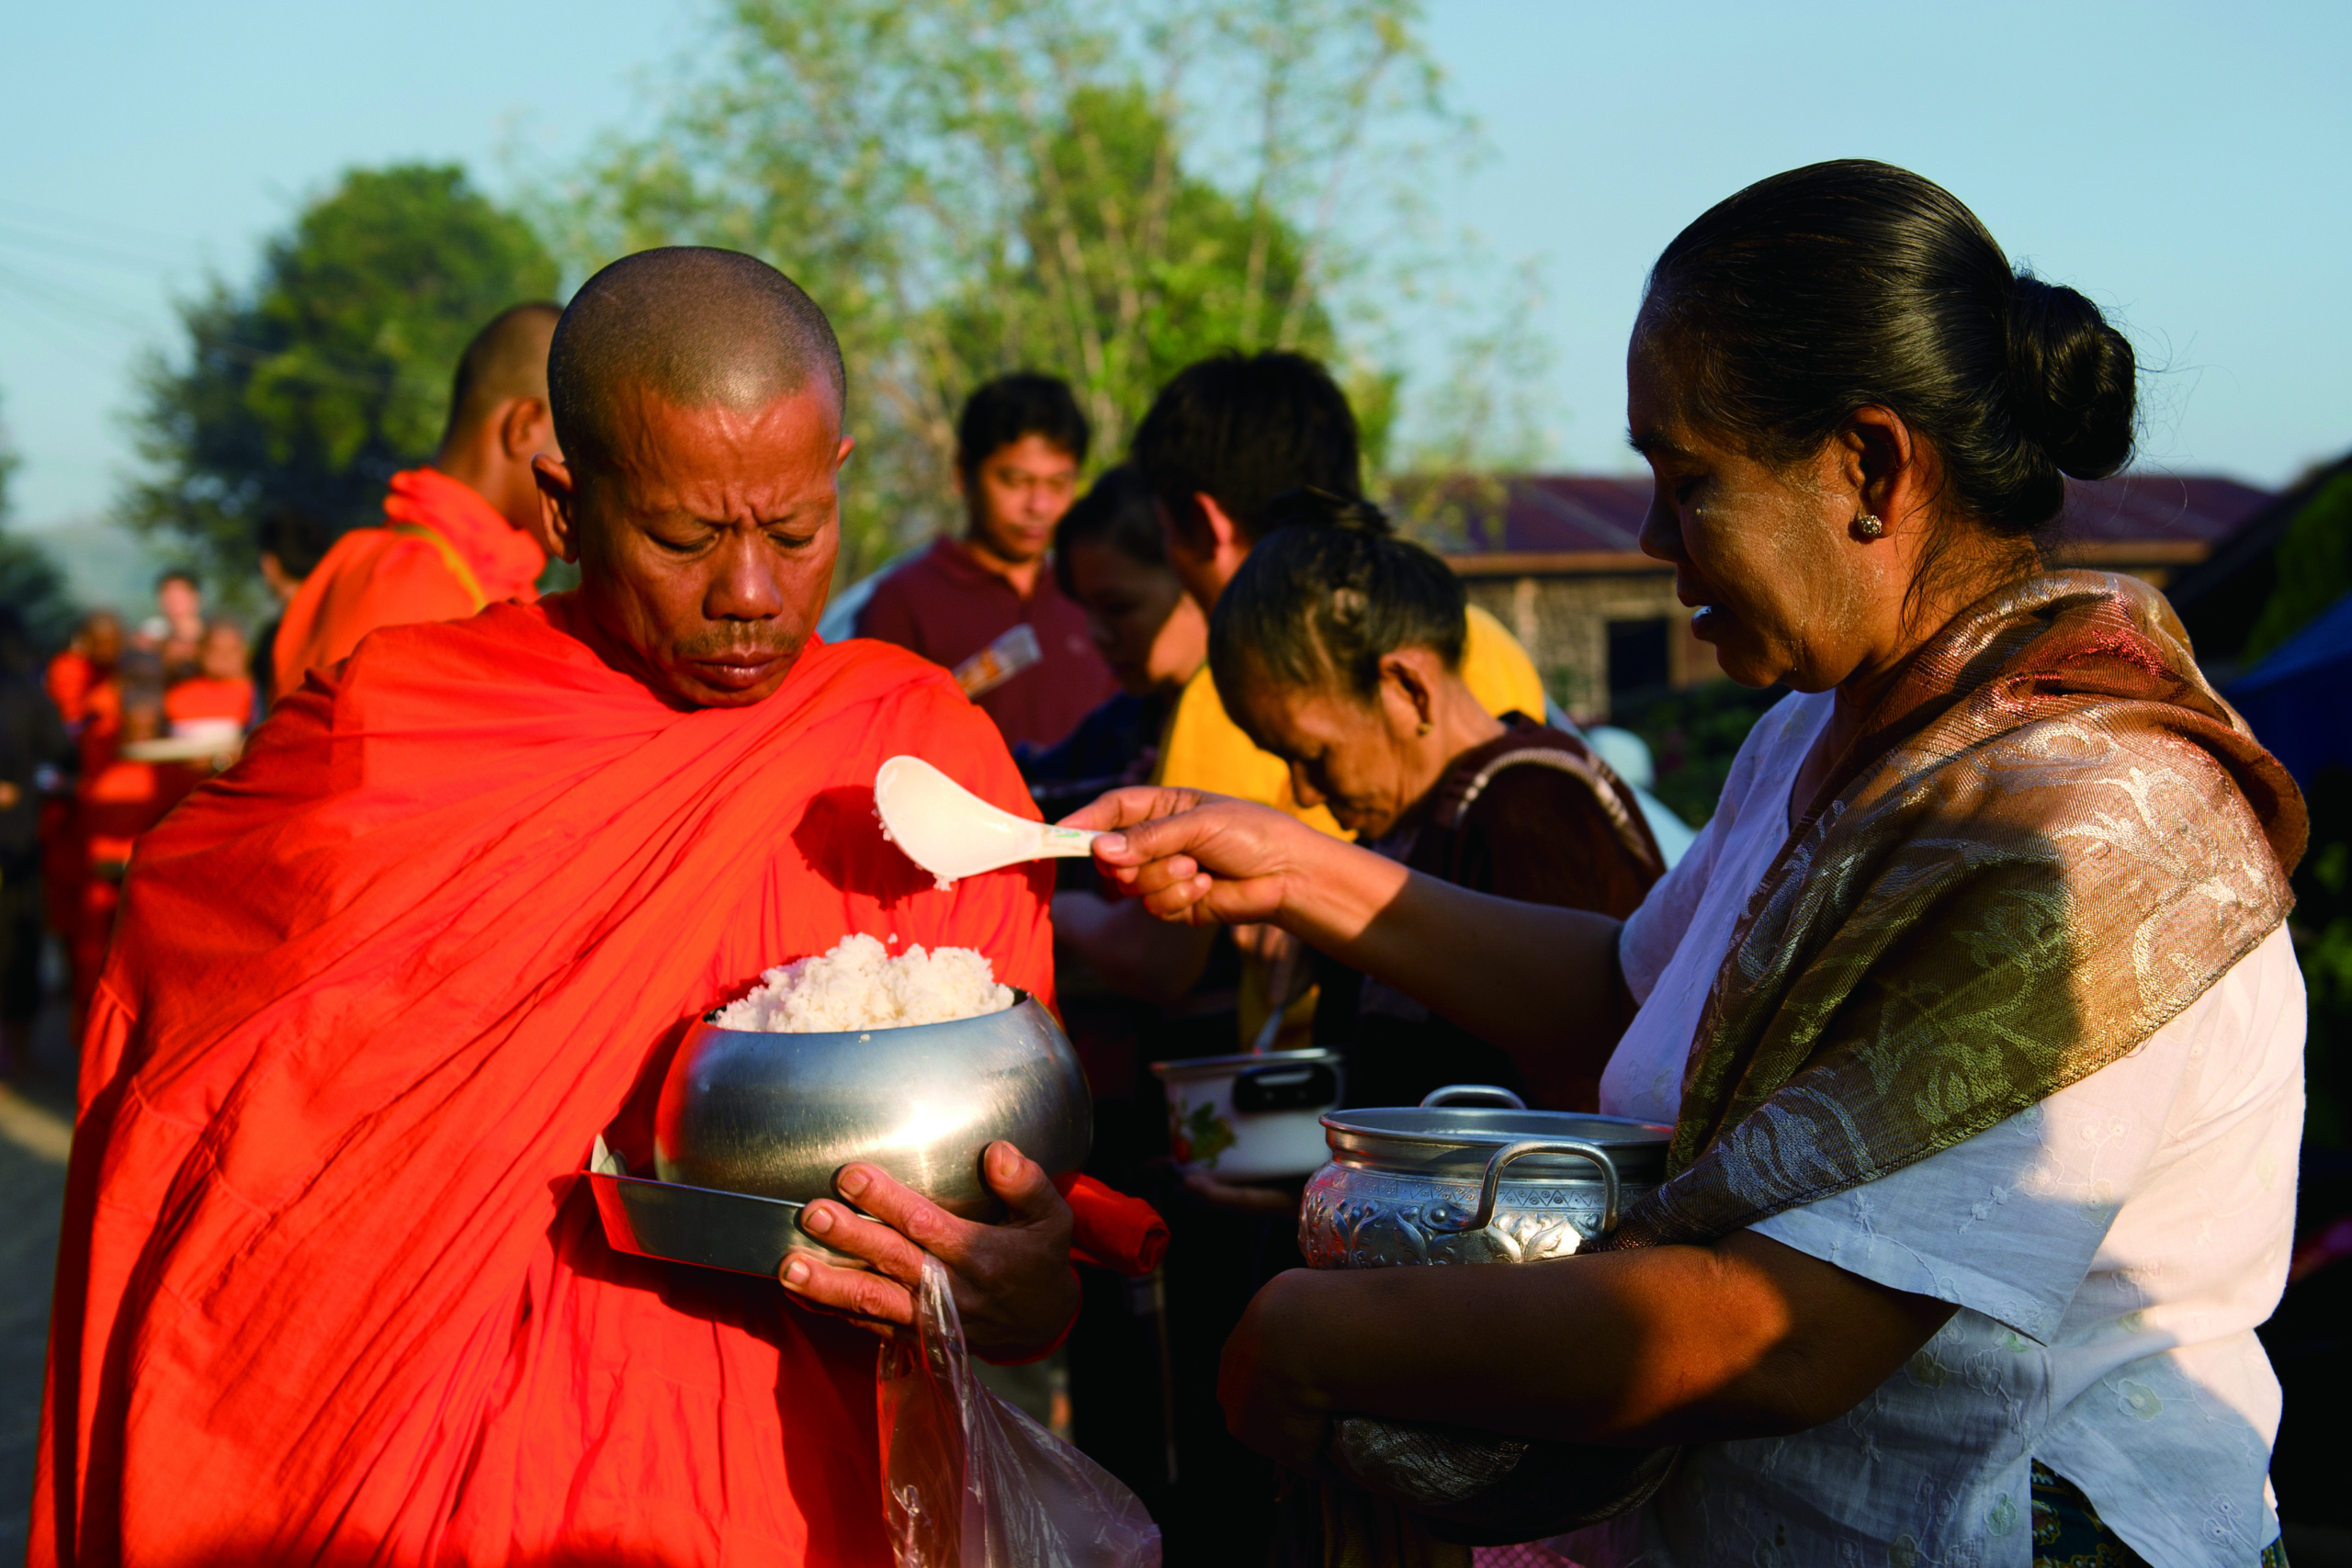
[
  {"x1": 1641, "y1": 158, "x2": 2137, "y2": 543},
  {"x1": 1208, "y1": 492, "x2": 1465, "y2": 704},
  {"x1": 1050, "y1": 465, "x2": 1163, "y2": 596}
]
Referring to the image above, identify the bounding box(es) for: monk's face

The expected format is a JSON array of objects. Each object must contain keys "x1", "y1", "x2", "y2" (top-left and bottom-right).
[{"x1": 537, "y1": 387, "x2": 854, "y2": 708}]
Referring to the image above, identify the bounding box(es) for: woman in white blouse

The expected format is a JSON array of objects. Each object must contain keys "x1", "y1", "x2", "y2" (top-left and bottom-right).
[{"x1": 1073, "y1": 160, "x2": 2306, "y2": 1567}]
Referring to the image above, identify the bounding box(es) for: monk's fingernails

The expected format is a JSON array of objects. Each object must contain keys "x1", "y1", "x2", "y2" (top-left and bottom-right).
[
  {"x1": 1095, "y1": 833, "x2": 1127, "y2": 856},
  {"x1": 804, "y1": 1205, "x2": 834, "y2": 1235},
  {"x1": 837, "y1": 1166, "x2": 871, "y2": 1199},
  {"x1": 783, "y1": 1258, "x2": 809, "y2": 1287}
]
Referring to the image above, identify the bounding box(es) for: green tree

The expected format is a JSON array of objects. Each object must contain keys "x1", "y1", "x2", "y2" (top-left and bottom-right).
[
  {"x1": 126, "y1": 164, "x2": 558, "y2": 593},
  {"x1": 2243, "y1": 470, "x2": 2352, "y2": 664},
  {"x1": 540, "y1": 0, "x2": 1510, "y2": 582},
  {"x1": 0, "y1": 395, "x2": 81, "y2": 653}
]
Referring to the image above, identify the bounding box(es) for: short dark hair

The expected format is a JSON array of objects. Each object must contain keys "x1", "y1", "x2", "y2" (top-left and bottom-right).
[
  {"x1": 1130, "y1": 351, "x2": 1361, "y2": 546},
  {"x1": 256, "y1": 507, "x2": 333, "y2": 581},
  {"x1": 1642, "y1": 159, "x2": 2135, "y2": 540},
  {"x1": 1208, "y1": 497, "x2": 1466, "y2": 709},
  {"x1": 156, "y1": 570, "x2": 198, "y2": 592},
  {"x1": 1052, "y1": 465, "x2": 1164, "y2": 597},
  {"x1": 956, "y1": 373, "x2": 1089, "y2": 474}
]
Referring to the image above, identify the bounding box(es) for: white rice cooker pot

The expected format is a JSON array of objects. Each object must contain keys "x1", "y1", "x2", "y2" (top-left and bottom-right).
[{"x1": 1149, "y1": 1048, "x2": 1343, "y2": 1180}]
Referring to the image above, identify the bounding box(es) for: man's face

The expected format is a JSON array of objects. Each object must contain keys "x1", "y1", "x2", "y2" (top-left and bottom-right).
[
  {"x1": 199, "y1": 625, "x2": 248, "y2": 682},
  {"x1": 157, "y1": 577, "x2": 201, "y2": 630},
  {"x1": 963, "y1": 434, "x2": 1079, "y2": 566},
  {"x1": 537, "y1": 384, "x2": 853, "y2": 709}
]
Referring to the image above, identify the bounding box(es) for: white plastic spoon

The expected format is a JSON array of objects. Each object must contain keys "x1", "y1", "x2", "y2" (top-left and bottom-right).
[{"x1": 874, "y1": 755, "x2": 1101, "y2": 887}]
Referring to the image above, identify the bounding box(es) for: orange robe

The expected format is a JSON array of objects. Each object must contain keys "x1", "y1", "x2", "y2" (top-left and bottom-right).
[
  {"x1": 40, "y1": 653, "x2": 107, "y2": 941},
  {"x1": 64, "y1": 685, "x2": 204, "y2": 1028},
  {"x1": 45, "y1": 651, "x2": 104, "y2": 726},
  {"x1": 34, "y1": 598, "x2": 1128, "y2": 1566},
  {"x1": 161, "y1": 674, "x2": 255, "y2": 728},
  {"x1": 271, "y1": 467, "x2": 547, "y2": 702}
]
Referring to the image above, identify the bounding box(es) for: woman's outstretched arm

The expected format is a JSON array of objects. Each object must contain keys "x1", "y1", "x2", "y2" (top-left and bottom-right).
[{"x1": 1067, "y1": 786, "x2": 1626, "y2": 1061}]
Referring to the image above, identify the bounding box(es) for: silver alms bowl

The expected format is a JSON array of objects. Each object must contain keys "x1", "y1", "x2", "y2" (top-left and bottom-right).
[{"x1": 652, "y1": 991, "x2": 1091, "y2": 1220}]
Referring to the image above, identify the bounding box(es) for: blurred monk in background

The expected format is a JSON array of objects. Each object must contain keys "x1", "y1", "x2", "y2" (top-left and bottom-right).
[
  {"x1": 163, "y1": 622, "x2": 256, "y2": 731},
  {"x1": 37, "y1": 247, "x2": 1161, "y2": 1567},
  {"x1": 270, "y1": 301, "x2": 562, "y2": 700}
]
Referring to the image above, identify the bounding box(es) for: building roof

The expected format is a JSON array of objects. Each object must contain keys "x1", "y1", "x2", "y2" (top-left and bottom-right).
[{"x1": 1420, "y1": 471, "x2": 2276, "y2": 576}]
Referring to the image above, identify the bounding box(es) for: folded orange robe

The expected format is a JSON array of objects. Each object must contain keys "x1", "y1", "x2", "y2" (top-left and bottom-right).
[
  {"x1": 270, "y1": 467, "x2": 547, "y2": 703},
  {"x1": 35, "y1": 598, "x2": 1121, "y2": 1567},
  {"x1": 161, "y1": 674, "x2": 254, "y2": 728}
]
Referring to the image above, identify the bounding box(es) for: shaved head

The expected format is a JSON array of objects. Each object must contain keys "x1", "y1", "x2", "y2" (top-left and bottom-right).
[
  {"x1": 440, "y1": 302, "x2": 561, "y2": 451},
  {"x1": 548, "y1": 248, "x2": 846, "y2": 475}
]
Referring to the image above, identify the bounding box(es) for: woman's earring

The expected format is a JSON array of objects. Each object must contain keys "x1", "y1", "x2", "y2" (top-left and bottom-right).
[
  {"x1": 1852, "y1": 513, "x2": 1885, "y2": 540},
  {"x1": 1416, "y1": 720, "x2": 1433, "y2": 737}
]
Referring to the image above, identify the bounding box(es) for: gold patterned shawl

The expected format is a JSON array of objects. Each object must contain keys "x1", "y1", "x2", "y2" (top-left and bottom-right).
[{"x1": 1610, "y1": 570, "x2": 2306, "y2": 1250}]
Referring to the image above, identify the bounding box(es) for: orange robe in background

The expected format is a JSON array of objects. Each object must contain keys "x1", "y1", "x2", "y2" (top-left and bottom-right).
[
  {"x1": 270, "y1": 467, "x2": 546, "y2": 701},
  {"x1": 35, "y1": 598, "x2": 1134, "y2": 1566},
  {"x1": 161, "y1": 674, "x2": 255, "y2": 728},
  {"x1": 40, "y1": 653, "x2": 108, "y2": 943},
  {"x1": 44, "y1": 651, "x2": 104, "y2": 727}
]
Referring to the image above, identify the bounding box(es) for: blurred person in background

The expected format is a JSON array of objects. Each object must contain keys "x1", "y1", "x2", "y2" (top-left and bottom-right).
[
  {"x1": 45, "y1": 608, "x2": 122, "y2": 730},
  {"x1": 146, "y1": 570, "x2": 206, "y2": 684},
  {"x1": 2, "y1": 603, "x2": 72, "y2": 1077},
  {"x1": 165, "y1": 622, "x2": 258, "y2": 732},
  {"x1": 272, "y1": 303, "x2": 561, "y2": 701},
  {"x1": 1125, "y1": 350, "x2": 1551, "y2": 1052},
  {"x1": 253, "y1": 506, "x2": 333, "y2": 708},
  {"x1": 1210, "y1": 496, "x2": 1662, "y2": 1112},
  {"x1": 857, "y1": 372, "x2": 1114, "y2": 749},
  {"x1": 1018, "y1": 465, "x2": 1207, "y2": 818}
]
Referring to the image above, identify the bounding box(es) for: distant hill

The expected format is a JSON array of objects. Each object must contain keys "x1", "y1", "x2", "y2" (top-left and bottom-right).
[{"x1": 21, "y1": 514, "x2": 170, "y2": 618}]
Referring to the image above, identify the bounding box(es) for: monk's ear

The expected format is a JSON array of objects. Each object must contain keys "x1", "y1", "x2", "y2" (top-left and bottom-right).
[
  {"x1": 836, "y1": 434, "x2": 856, "y2": 472},
  {"x1": 533, "y1": 455, "x2": 582, "y2": 565}
]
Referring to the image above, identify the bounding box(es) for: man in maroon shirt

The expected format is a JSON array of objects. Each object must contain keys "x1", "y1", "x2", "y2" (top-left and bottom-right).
[{"x1": 855, "y1": 373, "x2": 1114, "y2": 749}]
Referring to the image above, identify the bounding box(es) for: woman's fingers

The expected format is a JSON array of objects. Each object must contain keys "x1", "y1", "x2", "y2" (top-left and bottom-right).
[{"x1": 1060, "y1": 785, "x2": 1210, "y2": 835}]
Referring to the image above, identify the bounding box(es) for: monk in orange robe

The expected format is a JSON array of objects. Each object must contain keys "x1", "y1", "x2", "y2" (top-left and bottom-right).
[
  {"x1": 36, "y1": 248, "x2": 1160, "y2": 1567},
  {"x1": 270, "y1": 302, "x2": 561, "y2": 701},
  {"x1": 161, "y1": 622, "x2": 256, "y2": 730}
]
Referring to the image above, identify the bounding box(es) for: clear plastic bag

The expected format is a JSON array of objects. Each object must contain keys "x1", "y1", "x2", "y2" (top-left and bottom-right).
[{"x1": 879, "y1": 1254, "x2": 1163, "y2": 1568}]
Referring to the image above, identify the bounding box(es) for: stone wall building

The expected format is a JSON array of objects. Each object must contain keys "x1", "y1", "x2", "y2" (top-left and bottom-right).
[{"x1": 1421, "y1": 472, "x2": 2276, "y2": 723}]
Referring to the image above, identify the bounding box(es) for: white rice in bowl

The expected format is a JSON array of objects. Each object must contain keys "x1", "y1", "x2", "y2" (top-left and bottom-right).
[{"x1": 711, "y1": 933, "x2": 1015, "y2": 1032}]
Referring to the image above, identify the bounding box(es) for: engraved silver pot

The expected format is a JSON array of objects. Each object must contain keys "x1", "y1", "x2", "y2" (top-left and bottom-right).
[
  {"x1": 653, "y1": 992, "x2": 1091, "y2": 1221},
  {"x1": 1300, "y1": 1089, "x2": 1669, "y2": 1269},
  {"x1": 1299, "y1": 1087, "x2": 1678, "y2": 1544}
]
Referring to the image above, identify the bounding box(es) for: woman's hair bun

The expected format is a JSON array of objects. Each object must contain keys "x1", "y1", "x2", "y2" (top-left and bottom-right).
[{"x1": 2006, "y1": 275, "x2": 2136, "y2": 481}]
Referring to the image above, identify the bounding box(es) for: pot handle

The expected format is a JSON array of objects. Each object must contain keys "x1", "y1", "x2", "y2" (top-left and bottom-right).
[
  {"x1": 1434, "y1": 1138, "x2": 1620, "y2": 1237},
  {"x1": 1419, "y1": 1084, "x2": 1527, "y2": 1110}
]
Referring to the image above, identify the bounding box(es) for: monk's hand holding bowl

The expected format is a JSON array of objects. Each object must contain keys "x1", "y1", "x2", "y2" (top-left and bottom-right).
[{"x1": 778, "y1": 1139, "x2": 1080, "y2": 1361}]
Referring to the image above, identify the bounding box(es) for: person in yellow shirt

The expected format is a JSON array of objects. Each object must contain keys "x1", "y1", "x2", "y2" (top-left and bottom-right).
[
  {"x1": 1127, "y1": 350, "x2": 1546, "y2": 837},
  {"x1": 1110, "y1": 350, "x2": 1548, "y2": 1053}
]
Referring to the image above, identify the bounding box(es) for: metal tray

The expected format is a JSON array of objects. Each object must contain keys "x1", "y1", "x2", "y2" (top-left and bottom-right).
[{"x1": 586, "y1": 1139, "x2": 866, "y2": 1278}]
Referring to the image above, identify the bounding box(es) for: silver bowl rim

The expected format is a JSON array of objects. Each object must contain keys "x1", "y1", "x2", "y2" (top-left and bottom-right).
[{"x1": 1319, "y1": 1106, "x2": 1672, "y2": 1153}]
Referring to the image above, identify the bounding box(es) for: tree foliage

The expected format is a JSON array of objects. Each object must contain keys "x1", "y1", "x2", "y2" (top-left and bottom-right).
[
  {"x1": 2244, "y1": 470, "x2": 2352, "y2": 665},
  {"x1": 126, "y1": 164, "x2": 558, "y2": 591},
  {"x1": 539, "y1": 0, "x2": 1516, "y2": 581},
  {"x1": 0, "y1": 396, "x2": 81, "y2": 654}
]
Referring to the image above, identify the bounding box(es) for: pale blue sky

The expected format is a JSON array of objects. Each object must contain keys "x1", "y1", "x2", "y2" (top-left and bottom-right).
[{"x1": 4, "y1": 0, "x2": 2346, "y2": 559}]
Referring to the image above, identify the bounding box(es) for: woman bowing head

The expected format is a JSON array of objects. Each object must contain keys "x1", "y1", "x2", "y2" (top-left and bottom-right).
[{"x1": 1073, "y1": 160, "x2": 2305, "y2": 1567}]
